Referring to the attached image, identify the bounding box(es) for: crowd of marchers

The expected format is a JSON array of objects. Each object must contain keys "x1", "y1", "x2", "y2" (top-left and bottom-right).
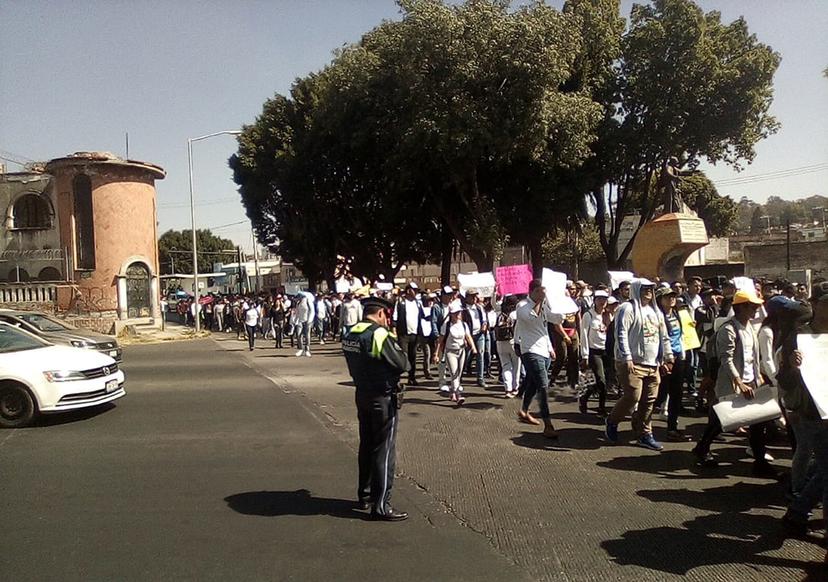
[{"x1": 172, "y1": 274, "x2": 827, "y2": 556}]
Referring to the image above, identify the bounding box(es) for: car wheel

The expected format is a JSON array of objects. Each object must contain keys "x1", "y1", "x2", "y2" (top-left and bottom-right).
[{"x1": 0, "y1": 382, "x2": 36, "y2": 428}]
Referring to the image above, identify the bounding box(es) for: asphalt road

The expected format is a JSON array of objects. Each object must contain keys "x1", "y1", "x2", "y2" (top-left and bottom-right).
[
  {"x1": 0, "y1": 339, "x2": 528, "y2": 582},
  {"x1": 212, "y1": 333, "x2": 827, "y2": 582}
]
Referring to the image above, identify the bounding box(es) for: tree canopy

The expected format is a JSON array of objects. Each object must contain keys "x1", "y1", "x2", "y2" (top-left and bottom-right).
[
  {"x1": 158, "y1": 229, "x2": 235, "y2": 275},
  {"x1": 232, "y1": 0, "x2": 779, "y2": 279}
]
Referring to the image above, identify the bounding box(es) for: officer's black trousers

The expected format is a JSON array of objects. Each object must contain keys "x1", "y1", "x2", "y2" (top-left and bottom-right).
[{"x1": 355, "y1": 391, "x2": 397, "y2": 515}]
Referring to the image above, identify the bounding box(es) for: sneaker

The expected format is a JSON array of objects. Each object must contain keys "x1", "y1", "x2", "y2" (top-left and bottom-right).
[
  {"x1": 320, "y1": 339, "x2": 325, "y2": 345},
  {"x1": 304, "y1": 351, "x2": 312, "y2": 358},
  {"x1": 605, "y1": 420, "x2": 619, "y2": 443},
  {"x1": 745, "y1": 447, "x2": 775, "y2": 462},
  {"x1": 295, "y1": 350, "x2": 304, "y2": 357},
  {"x1": 477, "y1": 379, "x2": 487, "y2": 388},
  {"x1": 439, "y1": 385, "x2": 450, "y2": 392},
  {"x1": 638, "y1": 434, "x2": 664, "y2": 451},
  {"x1": 457, "y1": 395, "x2": 466, "y2": 406}
]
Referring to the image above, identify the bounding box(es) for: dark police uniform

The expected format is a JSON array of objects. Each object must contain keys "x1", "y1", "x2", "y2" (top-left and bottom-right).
[{"x1": 342, "y1": 305, "x2": 410, "y2": 520}]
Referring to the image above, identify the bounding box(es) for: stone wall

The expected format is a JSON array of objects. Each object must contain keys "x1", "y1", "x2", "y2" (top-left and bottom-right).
[{"x1": 743, "y1": 240, "x2": 828, "y2": 280}]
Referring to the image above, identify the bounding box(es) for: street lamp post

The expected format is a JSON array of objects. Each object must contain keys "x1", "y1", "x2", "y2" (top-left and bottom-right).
[{"x1": 187, "y1": 130, "x2": 242, "y2": 332}]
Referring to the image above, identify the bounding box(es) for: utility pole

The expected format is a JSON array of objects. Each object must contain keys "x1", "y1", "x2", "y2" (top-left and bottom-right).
[
  {"x1": 252, "y1": 229, "x2": 261, "y2": 294},
  {"x1": 237, "y1": 246, "x2": 243, "y2": 295},
  {"x1": 786, "y1": 218, "x2": 791, "y2": 272}
]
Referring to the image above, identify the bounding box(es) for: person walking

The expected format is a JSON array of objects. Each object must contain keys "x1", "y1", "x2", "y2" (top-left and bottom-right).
[
  {"x1": 342, "y1": 297, "x2": 410, "y2": 521},
  {"x1": 579, "y1": 290, "x2": 612, "y2": 416},
  {"x1": 244, "y1": 301, "x2": 259, "y2": 351},
  {"x1": 605, "y1": 279, "x2": 674, "y2": 451},
  {"x1": 462, "y1": 290, "x2": 489, "y2": 387},
  {"x1": 271, "y1": 296, "x2": 286, "y2": 349},
  {"x1": 294, "y1": 291, "x2": 315, "y2": 357},
  {"x1": 433, "y1": 304, "x2": 476, "y2": 405},
  {"x1": 433, "y1": 286, "x2": 454, "y2": 393},
  {"x1": 394, "y1": 283, "x2": 425, "y2": 386},
  {"x1": 653, "y1": 287, "x2": 689, "y2": 441},
  {"x1": 692, "y1": 290, "x2": 778, "y2": 477},
  {"x1": 516, "y1": 279, "x2": 558, "y2": 439},
  {"x1": 494, "y1": 296, "x2": 521, "y2": 397}
]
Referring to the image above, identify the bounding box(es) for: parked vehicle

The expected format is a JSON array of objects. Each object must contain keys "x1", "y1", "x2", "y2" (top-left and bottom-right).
[
  {"x1": 0, "y1": 310, "x2": 122, "y2": 362},
  {"x1": 0, "y1": 323, "x2": 125, "y2": 428}
]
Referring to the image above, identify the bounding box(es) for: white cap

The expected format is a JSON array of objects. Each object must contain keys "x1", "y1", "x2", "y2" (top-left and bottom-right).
[
  {"x1": 607, "y1": 296, "x2": 619, "y2": 305},
  {"x1": 637, "y1": 277, "x2": 655, "y2": 287},
  {"x1": 442, "y1": 285, "x2": 454, "y2": 295},
  {"x1": 594, "y1": 290, "x2": 609, "y2": 298},
  {"x1": 407, "y1": 281, "x2": 419, "y2": 290},
  {"x1": 449, "y1": 303, "x2": 463, "y2": 314}
]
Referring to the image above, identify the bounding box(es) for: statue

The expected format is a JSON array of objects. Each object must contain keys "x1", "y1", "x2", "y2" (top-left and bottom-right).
[{"x1": 657, "y1": 156, "x2": 691, "y2": 214}]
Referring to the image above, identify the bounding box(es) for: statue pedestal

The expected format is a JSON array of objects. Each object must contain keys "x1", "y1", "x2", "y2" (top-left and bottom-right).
[{"x1": 630, "y1": 213, "x2": 709, "y2": 281}]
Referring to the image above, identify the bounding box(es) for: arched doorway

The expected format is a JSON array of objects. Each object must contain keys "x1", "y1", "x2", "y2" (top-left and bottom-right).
[{"x1": 126, "y1": 262, "x2": 151, "y2": 318}]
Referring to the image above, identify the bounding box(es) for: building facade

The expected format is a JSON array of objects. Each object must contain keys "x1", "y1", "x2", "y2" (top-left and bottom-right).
[{"x1": 0, "y1": 152, "x2": 165, "y2": 332}]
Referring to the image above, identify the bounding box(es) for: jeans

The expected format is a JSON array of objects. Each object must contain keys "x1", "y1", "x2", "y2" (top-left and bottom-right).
[
  {"x1": 520, "y1": 352, "x2": 551, "y2": 419},
  {"x1": 608, "y1": 362, "x2": 661, "y2": 437},
  {"x1": 789, "y1": 412, "x2": 819, "y2": 495},
  {"x1": 273, "y1": 322, "x2": 284, "y2": 348},
  {"x1": 298, "y1": 321, "x2": 311, "y2": 352},
  {"x1": 445, "y1": 349, "x2": 467, "y2": 393},
  {"x1": 549, "y1": 333, "x2": 579, "y2": 389},
  {"x1": 398, "y1": 334, "x2": 419, "y2": 383},
  {"x1": 696, "y1": 384, "x2": 772, "y2": 462},
  {"x1": 468, "y1": 333, "x2": 487, "y2": 381},
  {"x1": 421, "y1": 337, "x2": 435, "y2": 378},
  {"x1": 786, "y1": 418, "x2": 828, "y2": 523},
  {"x1": 582, "y1": 348, "x2": 609, "y2": 411},
  {"x1": 655, "y1": 356, "x2": 685, "y2": 431},
  {"x1": 497, "y1": 340, "x2": 521, "y2": 393},
  {"x1": 245, "y1": 324, "x2": 256, "y2": 350}
]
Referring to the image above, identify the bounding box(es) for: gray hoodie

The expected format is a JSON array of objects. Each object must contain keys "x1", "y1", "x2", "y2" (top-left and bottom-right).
[{"x1": 614, "y1": 280, "x2": 674, "y2": 367}]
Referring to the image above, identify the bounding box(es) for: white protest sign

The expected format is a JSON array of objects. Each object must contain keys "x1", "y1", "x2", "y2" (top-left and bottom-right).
[
  {"x1": 713, "y1": 385, "x2": 782, "y2": 432},
  {"x1": 376, "y1": 282, "x2": 394, "y2": 291},
  {"x1": 541, "y1": 268, "x2": 579, "y2": 314},
  {"x1": 609, "y1": 271, "x2": 635, "y2": 291},
  {"x1": 732, "y1": 277, "x2": 755, "y2": 293},
  {"x1": 457, "y1": 272, "x2": 495, "y2": 297},
  {"x1": 796, "y1": 333, "x2": 828, "y2": 419},
  {"x1": 335, "y1": 277, "x2": 351, "y2": 294}
]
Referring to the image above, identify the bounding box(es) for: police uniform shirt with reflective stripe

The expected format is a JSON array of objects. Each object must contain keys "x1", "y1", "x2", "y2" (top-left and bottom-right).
[{"x1": 343, "y1": 321, "x2": 410, "y2": 394}]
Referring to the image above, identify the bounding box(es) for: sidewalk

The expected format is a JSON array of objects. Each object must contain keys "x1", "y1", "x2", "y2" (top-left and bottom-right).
[{"x1": 217, "y1": 334, "x2": 826, "y2": 582}]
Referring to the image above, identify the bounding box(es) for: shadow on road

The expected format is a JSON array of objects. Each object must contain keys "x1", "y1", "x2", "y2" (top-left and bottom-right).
[
  {"x1": 601, "y1": 509, "x2": 823, "y2": 578},
  {"x1": 597, "y1": 447, "x2": 770, "y2": 481},
  {"x1": 33, "y1": 403, "x2": 117, "y2": 427},
  {"x1": 224, "y1": 489, "x2": 366, "y2": 520},
  {"x1": 511, "y1": 427, "x2": 604, "y2": 451}
]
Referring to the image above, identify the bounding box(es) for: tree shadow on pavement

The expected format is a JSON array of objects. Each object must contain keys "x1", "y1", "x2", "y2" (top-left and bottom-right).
[
  {"x1": 511, "y1": 428, "x2": 603, "y2": 451},
  {"x1": 224, "y1": 490, "x2": 366, "y2": 520},
  {"x1": 601, "y1": 512, "x2": 822, "y2": 578}
]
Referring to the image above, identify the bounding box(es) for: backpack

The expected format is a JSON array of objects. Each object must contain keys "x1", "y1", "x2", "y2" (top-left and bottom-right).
[{"x1": 494, "y1": 312, "x2": 514, "y2": 341}]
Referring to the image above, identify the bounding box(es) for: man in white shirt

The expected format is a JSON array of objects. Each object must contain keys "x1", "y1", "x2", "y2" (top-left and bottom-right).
[
  {"x1": 341, "y1": 294, "x2": 363, "y2": 336},
  {"x1": 579, "y1": 290, "x2": 611, "y2": 416},
  {"x1": 516, "y1": 279, "x2": 558, "y2": 439},
  {"x1": 244, "y1": 301, "x2": 260, "y2": 351},
  {"x1": 293, "y1": 291, "x2": 316, "y2": 357},
  {"x1": 394, "y1": 282, "x2": 425, "y2": 385},
  {"x1": 462, "y1": 291, "x2": 489, "y2": 387}
]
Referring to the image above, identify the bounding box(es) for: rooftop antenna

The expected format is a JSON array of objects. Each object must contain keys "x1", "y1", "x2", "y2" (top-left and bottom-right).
[{"x1": 125, "y1": 132, "x2": 129, "y2": 159}]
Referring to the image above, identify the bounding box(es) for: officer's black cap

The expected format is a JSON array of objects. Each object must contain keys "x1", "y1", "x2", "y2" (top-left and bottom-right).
[{"x1": 361, "y1": 296, "x2": 395, "y2": 311}]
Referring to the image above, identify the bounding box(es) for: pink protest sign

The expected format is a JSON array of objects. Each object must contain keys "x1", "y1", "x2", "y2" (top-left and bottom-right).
[{"x1": 495, "y1": 264, "x2": 533, "y2": 296}]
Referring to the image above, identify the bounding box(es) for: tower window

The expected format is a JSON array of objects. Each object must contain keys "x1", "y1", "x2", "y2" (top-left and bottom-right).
[{"x1": 73, "y1": 174, "x2": 96, "y2": 270}]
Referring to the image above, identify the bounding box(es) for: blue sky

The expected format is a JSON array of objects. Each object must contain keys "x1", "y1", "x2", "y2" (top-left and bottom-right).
[{"x1": 2, "y1": 0, "x2": 826, "y2": 251}]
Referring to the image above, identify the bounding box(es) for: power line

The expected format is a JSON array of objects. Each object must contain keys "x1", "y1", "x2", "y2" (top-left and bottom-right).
[
  {"x1": 158, "y1": 197, "x2": 240, "y2": 209},
  {"x1": 713, "y1": 163, "x2": 828, "y2": 186}
]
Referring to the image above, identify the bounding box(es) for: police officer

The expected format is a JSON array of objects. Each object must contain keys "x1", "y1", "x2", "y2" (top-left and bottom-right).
[{"x1": 342, "y1": 296, "x2": 411, "y2": 521}]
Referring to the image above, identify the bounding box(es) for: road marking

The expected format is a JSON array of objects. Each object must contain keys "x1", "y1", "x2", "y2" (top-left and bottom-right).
[{"x1": 0, "y1": 430, "x2": 18, "y2": 450}]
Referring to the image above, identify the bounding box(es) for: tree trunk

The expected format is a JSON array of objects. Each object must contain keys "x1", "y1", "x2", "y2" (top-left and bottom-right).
[
  {"x1": 570, "y1": 230, "x2": 579, "y2": 280},
  {"x1": 439, "y1": 226, "x2": 453, "y2": 287},
  {"x1": 528, "y1": 238, "x2": 544, "y2": 277}
]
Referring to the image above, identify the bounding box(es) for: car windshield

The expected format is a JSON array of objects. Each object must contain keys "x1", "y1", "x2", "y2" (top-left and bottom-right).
[
  {"x1": 0, "y1": 323, "x2": 49, "y2": 353},
  {"x1": 17, "y1": 313, "x2": 74, "y2": 332}
]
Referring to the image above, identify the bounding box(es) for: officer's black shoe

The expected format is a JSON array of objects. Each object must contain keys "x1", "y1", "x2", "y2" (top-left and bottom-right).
[
  {"x1": 369, "y1": 508, "x2": 408, "y2": 522},
  {"x1": 357, "y1": 499, "x2": 371, "y2": 511}
]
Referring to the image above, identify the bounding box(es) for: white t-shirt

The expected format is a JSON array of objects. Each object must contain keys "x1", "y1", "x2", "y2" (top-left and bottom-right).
[
  {"x1": 342, "y1": 299, "x2": 362, "y2": 326},
  {"x1": 640, "y1": 305, "x2": 662, "y2": 367},
  {"x1": 316, "y1": 299, "x2": 328, "y2": 318},
  {"x1": 244, "y1": 306, "x2": 259, "y2": 326},
  {"x1": 441, "y1": 320, "x2": 470, "y2": 352},
  {"x1": 467, "y1": 304, "x2": 483, "y2": 334},
  {"x1": 421, "y1": 306, "x2": 433, "y2": 337},
  {"x1": 404, "y1": 299, "x2": 420, "y2": 335},
  {"x1": 516, "y1": 299, "x2": 554, "y2": 358},
  {"x1": 487, "y1": 310, "x2": 497, "y2": 329}
]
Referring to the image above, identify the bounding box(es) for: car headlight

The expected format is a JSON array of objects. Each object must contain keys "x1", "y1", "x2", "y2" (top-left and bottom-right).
[
  {"x1": 70, "y1": 340, "x2": 95, "y2": 349},
  {"x1": 43, "y1": 370, "x2": 87, "y2": 382}
]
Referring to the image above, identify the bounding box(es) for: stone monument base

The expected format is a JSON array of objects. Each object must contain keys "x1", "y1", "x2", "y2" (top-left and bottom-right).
[{"x1": 630, "y1": 213, "x2": 709, "y2": 282}]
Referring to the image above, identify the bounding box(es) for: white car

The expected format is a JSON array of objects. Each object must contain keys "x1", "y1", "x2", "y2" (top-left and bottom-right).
[{"x1": 0, "y1": 323, "x2": 125, "y2": 428}]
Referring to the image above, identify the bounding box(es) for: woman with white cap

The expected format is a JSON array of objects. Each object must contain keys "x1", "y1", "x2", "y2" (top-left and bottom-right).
[
  {"x1": 433, "y1": 303, "x2": 477, "y2": 405},
  {"x1": 579, "y1": 289, "x2": 611, "y2": 416}
]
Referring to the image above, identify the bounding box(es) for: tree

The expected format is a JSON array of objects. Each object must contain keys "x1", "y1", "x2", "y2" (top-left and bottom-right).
[
  {"x1": 158, "y1": 229, "x2": 235, "y2": 275},
  {"x1": 590, "y1": 0, "x2": 780, "y2": 267},
  {"x1": 677, "y1": 172, "x2": 738, "y2": 236},
  {"x1": 542, "y1": 222, "x2": 603, "y2": 279},
  {"x1": 749, "y1": 205, "x2": 766, "y2": 234}
]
